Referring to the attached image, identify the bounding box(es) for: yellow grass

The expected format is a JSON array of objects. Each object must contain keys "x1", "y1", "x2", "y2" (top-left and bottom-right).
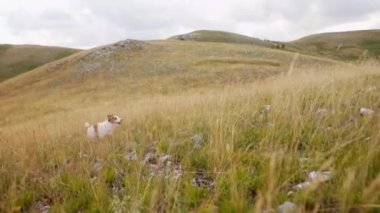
[{"x1": 0, "y1": 59, "x2": 379, "y2": 211}]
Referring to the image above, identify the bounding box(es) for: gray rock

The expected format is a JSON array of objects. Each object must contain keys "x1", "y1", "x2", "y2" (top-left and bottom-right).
[
  {"x1": 173, "y1": 167, "x2": 184, "y2": 180},
  {"x1": 191, "y1": 134, "x2": 204, "y2": 149},
  {"x1": 92, "y1": 160, "x2": 103, "y2": 172},
  {"x1": 159, "y1": 155, "x2": 171, "y2": 165},
  {"x1": 292, "y1": 170, "x2": 331, "y2": 191},
  {"x1": 360, "y1": 107, "x2": 375, "y2": 116},
  {"x1": 260, "y1": 104, "x2": 271, "y2": 118},
  {"x1": 308, "y1": 170, "x2": 331, "y2": 182},
  {"x1": 124, "y1": 150, "x2": 138, "y2": 161},
  {"x1": 263, "y1": 104, "x2": 271, "y2": 112},
  {"x1": 35, "y1": 203, "x2": 50, "y2": 213},
  {"x1": 191, "y1": 170, "x2": 215, "y2": 188},
  {"x1": 316, "y1": 108, "x2": 329, "y2": 115},
  {"x1": 292, "y1": 181, "x2": 311, "y2": 191},
  {"x1": 278, "y1": 201, "x2": 296, "y2": 213}
]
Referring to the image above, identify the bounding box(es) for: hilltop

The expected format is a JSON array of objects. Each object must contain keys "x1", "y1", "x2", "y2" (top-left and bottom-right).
[
  {"x1": 169, "y1": 30, "x2": 269, "y2": 47},
  {"x1": 0, "y1": 44, "x2": 80, "y2": 82}
]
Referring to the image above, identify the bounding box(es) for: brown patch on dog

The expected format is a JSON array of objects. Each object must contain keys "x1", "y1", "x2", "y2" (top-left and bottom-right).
[
  {"x1": 107, "y1": 114, "x2": 117, "y2": 123},
  {"x1": 94, "y1": 123, "x2": 98, "y2": 134}
]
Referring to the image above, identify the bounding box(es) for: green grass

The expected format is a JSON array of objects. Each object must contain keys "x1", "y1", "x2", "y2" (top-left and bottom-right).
[
  {"x1": 0, "y1": 45, "x2": 11, "y2": 56},
  {"x1": 0, "y1": 45, "x2": 80, "y2": 82},
  {"x1": 54, "y1": 49, "x2": 79, "y2": 60},
  {"x1": 360, "y1": 40, "x2": 380, "y2": 56},
  {"x1": 290, "y1": 30, "x2": 380, "y2": 61},
  {"x1": 196, "y1": 58, "x2": 280, "y2": 66}
]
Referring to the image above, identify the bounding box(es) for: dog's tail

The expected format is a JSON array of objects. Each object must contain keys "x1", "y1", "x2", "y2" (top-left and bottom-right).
[{"x1": 85, "y1": 122, "x2": 91, "y2": 129}]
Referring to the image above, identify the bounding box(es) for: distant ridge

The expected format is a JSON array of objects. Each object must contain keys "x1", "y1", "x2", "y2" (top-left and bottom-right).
[
  {"x1": 169, "y1": 30, "x2": 269, "y2": 47},
  {"x1": 289, "y1": 29, "x2": 380, "y2": 60},
  {"x1": 0, "y1": 44, "x2": 80, "y2": 82}
]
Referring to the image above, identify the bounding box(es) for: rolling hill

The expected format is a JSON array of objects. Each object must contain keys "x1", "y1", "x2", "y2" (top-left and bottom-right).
[
  {"x1": 1, "y1": 29, "x2": 376, "y2": 85},
  {"x1": 170, "y1": 29, "x2": 380, "y2": 61},
  {"x1": 290, "y1": 29, "x2": 380, "y2": 61},
  {"x1": 0, "y1": 44, "x2": 80, "y2": 82},
  {"x1": 0, "y1": 39, "x2": 338, "y2": 99}
]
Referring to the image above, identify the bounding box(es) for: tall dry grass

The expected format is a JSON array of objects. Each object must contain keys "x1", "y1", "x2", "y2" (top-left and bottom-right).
[{"x1": 0, "y1": 63, "x2": 379, "y2": 212}]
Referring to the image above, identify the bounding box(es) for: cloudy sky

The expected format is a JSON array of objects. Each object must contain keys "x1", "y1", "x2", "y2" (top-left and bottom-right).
[{"x1": 1, "y1": 0, "x2": 379, "y2": 49}]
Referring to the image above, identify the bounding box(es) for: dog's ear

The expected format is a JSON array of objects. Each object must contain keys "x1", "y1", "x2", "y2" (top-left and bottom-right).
[{"x1": 107, "y1": 114, "x2": 113, "y2": 122}]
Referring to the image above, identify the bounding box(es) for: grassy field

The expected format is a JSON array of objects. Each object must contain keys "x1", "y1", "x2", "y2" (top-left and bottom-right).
[{"x1": 0, "y1": 54, "x2": 379, "y2": 212}]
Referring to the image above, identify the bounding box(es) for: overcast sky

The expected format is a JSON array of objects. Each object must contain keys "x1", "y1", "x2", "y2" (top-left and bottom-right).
[{"x1": 1, "y1": 0, "x2": 379, "y2": 49}]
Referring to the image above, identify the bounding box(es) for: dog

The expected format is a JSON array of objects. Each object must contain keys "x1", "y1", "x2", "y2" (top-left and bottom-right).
[{"x1": 85, "y1": 114, "x2": 123, "y2": 139}]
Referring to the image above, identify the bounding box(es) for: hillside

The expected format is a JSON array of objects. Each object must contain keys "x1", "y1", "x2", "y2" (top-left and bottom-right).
[
  {"x1": 0, "y1": 39, "x2": 339, "y2": 100},
  {"x1": 1, "y1": 37, "x2": 379, "y2": 212},
  {"x1": 0, "y1": 44, "x2": 80, "y2": 82},
  {"x1": 169, "y1": 30, "x2": 269, "y2": 47},
  {"x1": 290, "y1": 29, "x2": 380, "y2": 61}
]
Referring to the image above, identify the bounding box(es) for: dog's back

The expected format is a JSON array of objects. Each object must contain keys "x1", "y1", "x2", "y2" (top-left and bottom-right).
[{"x1": 85, "y1": 122, "x2": 98, "y2": 139}]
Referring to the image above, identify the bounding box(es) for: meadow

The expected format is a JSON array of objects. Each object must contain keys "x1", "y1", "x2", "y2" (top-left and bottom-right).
[{"x1": 0, "y1": 59, "x2": 379, "y2": 212}]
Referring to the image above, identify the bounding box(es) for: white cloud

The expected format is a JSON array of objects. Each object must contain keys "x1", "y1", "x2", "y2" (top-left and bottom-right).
[{"x1": 0, "y1": 0, "x2": 379, "y2": 48}]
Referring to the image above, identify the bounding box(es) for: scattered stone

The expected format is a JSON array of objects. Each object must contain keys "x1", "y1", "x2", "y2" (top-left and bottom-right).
[
  {"x1": 124, "y1": 150, "x2": 138, "y2": 161},
  {"x1": 192, "y1": 170, "x2": 215, "y2": 188},
  {"x1": 34, "y1": 196, "x2": 53, "y2": 213},
  {"x1": 316, "y1": 108, "x2": 329, "y2": 115},
  {"x1": 191, "y1": 134, "x2": 204, "y2": 149},
  {"x1": 124, "y1": 144, "x2": 138, "y2": 161},
  {"x1": 76, "y1": 39, "x2": 148, "y2": 73},
  {"x1": 308, "y1": 170, "x2": 331, "y2": 182},
  {"x1": 299, "y1": 157, "x2": 310, "y2": 163},
  {"x1": 79, "y1": 152, "x2": 89, "y2": 158},
  {"x1": 173, "y1": 167, "x2": 184, "y2": 180},
  {"x1": 159, "y1": 155, "x2": 172, "y2": 165},
  {"x1": 359, "y1": 107, "x2": 375, "y2": 116},
  {"x1": 263, "y1": 104, "x2": 271, "y2": 112},
  {"x1": 287, "y1": 191, "x2": 295, "y2": 196},
  {"x1": 260, "y1": 104, "x2": 272, "y2": 118},
  {"x1": 293, "y1": 181, "x2": 311, "y2": 191},
  {"x1": 35, "y1": 202, "x2": 50, "y2": 213},
  {"x1": 110, "y1": 176, "x2": 126, "y2": 195},
  {"x1": 266, "y1": 122, "x2": 275, "y2": 127},
  {"x1": 278, "y1": 201, "x2": 297, "y2": 213},
  {"x1": 143, "y1": 152, "x2": 158, "y2": 165},
  {"x1": 113, "y1": 39, "x2": 146, "y2": 49},
  {"x1": 87, "y1": 39, "x2": 146, "y2": 59},
  {"x1": 90, "y1": 176, "x2": 98, "y2": 182},
  {"x1": 142, "y1": 151, "x2": 183, "y2": 179},
  {"x1": 292, "y1": 170, "x2": 332, "y2": 191},
  {"x1": 92, "y1": 160, "x2": 103, "y2": 172},
  {"x1": 366, "y1": 86, "x2": 377, "y2": 92},
  {"x1": 171, "y1": 34, "x2": 201, "y2": 41}
]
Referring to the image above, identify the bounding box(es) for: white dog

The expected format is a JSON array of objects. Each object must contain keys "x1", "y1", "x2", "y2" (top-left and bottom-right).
[{"x1": 85, "y1": 114, "x2": 123, "y2": 139}]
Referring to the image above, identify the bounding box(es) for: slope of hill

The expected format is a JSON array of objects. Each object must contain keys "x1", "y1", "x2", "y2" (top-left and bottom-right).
[
  {"x1": 0, "y1": 44, "x2": 80, "y2": 82},
  {"x1": 169, "y1": 30, "x2": 269, "y2": 47},
  {"x1": 0, "y1": 39, "x2": 338, "y2": 99},
  {"x1": 289, "y1": 29, "x2": 380, "y2": 61},
  {"x1": 0, "y1": 34, "x2": 379, "y2": 212}
]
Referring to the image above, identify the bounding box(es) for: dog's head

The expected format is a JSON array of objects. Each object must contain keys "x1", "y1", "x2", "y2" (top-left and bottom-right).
[{"x1": 107, "y1": 114, "x2": 123, "y2": 125}]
